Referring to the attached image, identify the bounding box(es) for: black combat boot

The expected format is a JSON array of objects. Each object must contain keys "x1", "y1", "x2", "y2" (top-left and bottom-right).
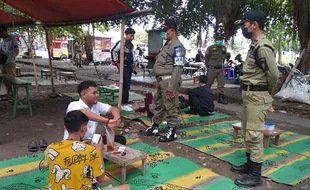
[
  {"x1": 218, "y1": 94, "x2": 228, "y2": 104},
  {"x1": 158, "y1": 127, "x2": 177, "y2": 142},
  {"x1": 231, "y1": 152, "x2": 250, "y2": 173},
  {"x1": 140, "y1": 122, "x2": 159, "y2": 136},
  {"x1": 235, "y1": 161, "x2": 262, "y2": 187}
]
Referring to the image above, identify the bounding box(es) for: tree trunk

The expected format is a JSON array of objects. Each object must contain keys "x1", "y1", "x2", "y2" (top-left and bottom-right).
[
  {"x1": 278, "y1": 35, "x2": 282, "y2": 65},
  {"x1": 294, "y1": 0, "x2": 310, "y2": 74}
]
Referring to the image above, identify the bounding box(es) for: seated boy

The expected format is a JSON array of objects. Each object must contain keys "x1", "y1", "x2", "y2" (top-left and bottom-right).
[
  {"x1": 64, "y1": 80, "x2": 126, "y2": 145},
  {"x1": 44, "y1": 110, "x2": 130, "y2": 190},
  {"x1": 184, "y1": 75, "x2": 214, "y2": 116}
]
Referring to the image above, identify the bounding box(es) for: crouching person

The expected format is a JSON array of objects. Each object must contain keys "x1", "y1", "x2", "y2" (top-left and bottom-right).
[{"x1": 184, "y1": 75, "x2": 214, "y2": 116}]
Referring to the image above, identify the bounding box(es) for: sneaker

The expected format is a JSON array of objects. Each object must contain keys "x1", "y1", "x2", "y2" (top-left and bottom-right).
[
  {"x1": 158, "y1": 128, "x2": 177, "y2": 142},
  {"x1": 121, "y1": 105, "x2": 133, "y2": 111},
  {"x1": 140, "y1": 122, "x2": 159, "y2": 136}
]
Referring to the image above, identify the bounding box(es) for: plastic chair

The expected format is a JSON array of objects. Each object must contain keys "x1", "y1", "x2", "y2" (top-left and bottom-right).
[{"x1": 225, "y1": 68, "x2": 235, "y2": 80}]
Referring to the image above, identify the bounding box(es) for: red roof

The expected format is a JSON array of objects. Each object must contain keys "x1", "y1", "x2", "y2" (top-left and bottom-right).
[
  {"x1": 0, "y1": 10, "x2": 35, "y2": 27},
  {"x1": 3, "y1": 0, "x2": 134, "y2": 26}
]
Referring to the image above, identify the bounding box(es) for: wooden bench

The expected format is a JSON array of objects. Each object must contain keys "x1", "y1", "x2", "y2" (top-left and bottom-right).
[
  {"x1": 98, "y1": 85, "x2": 119, "y2": 101},
  {"x1": 263, "y1": 130, "x2": 283, "y2": 148},
  {"x1": 58, "y1": 71, "x2": 76, "y2": 82},
  {"x1": 232, "y1": 122, "x2": 242, "y2": 140},
  {"x1": 103, "y1": 142, "x2": 147, "y2": 184},
  {"x1": 232, "y1": 122, "x2": 283, "y2": 148},
  {"x1": 143, "y1": 68, "x2": 153, "y2": 78},
  {"x1": 41, "y1": 69, "x2": 57, "y2": 79},
  {"x1": 183, "y1": 67, "x2": 198, "y2": 77},
  {"x1": 0, "y1": 74, "x2": 32, "y2": 118}
]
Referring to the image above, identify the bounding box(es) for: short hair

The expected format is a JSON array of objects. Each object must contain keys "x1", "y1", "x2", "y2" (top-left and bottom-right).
[
  {"x1": 77, "y1": 81, "x2": 97, "y2": 95},
  {"x1": 199, "y1": 75, "x2": 208, "y2": 84},
  {"x1": 64, "y1": 110, "x2": 89, "y2": 133},
  {"x1": 0, "y1": 26, "x2": 7, "y2": 32},
  {"x1": 125, "y1": 28, "x2": 135, "y2": 35}
]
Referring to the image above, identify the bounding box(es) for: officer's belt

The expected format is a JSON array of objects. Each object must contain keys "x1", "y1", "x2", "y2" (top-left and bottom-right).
[
  {"x1": 242, "y1": 84, "x2": 269, "y2": 91},
  {"x1": 156, "y1": 75, "x2": 171, "y2": 80},
  {"x1": 207, "y1": 65, "x2": 223, "y2": 69}
]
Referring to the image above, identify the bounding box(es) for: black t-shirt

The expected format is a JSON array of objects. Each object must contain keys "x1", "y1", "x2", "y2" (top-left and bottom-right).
[{"x1": 185, "y1": 85, "x2": 214, "y2": 112}]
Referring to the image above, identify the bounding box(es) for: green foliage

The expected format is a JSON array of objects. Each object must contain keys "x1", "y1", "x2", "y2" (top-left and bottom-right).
[{"x1": 135, "y1": 31, "x2": 148, "y2": 43}]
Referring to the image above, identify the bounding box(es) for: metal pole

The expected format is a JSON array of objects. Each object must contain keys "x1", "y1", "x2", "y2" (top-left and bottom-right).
[
  {"x1": 44, "y1": 26, "x2": 55, "y2": 94},
  {"x1": 117, "y1": 19, "x2": 125, "y2": 109}
]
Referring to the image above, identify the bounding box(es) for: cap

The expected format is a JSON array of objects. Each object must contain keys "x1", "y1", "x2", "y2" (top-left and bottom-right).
[
  {"x1": 161, "y1": 19, "x2": 177, "y2": 32},
  {"x1": 235, "y1": 9, "x2": 266, "y2": 25},
  {"x1": 0, "y1": 26, "x2": 7, "y2": 32},
  {"x1": 125, "y1": 28, "x2": 135, "y2": 35}
]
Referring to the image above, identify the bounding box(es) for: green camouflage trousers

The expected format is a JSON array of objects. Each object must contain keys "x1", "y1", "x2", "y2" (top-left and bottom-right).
[
  {"x1": 207, "y1": 68, "x2": 225, "y2": 94},
  {"x1": 241, "y1": 90, "x2": 273, "y2": 163},
  {"x1": 152, "y1": 78, "x2": 180, "y2": 128}
]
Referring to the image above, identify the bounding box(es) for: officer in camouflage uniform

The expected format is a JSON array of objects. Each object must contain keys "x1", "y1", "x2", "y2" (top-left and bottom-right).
[
  {"x1": 141, "y1": 19, "x2": 185, "y2": 142},
  {"x1": 205, "y1": 33, "x2": 228, "y2": 104},
  {"x1": 232, "y1": 10, "x2": 279, "y2": 187}
]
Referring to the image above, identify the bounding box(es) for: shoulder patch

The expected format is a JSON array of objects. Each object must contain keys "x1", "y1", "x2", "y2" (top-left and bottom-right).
[{"x1": 172, "y1": 46, "x2": 185, "y2": 66}]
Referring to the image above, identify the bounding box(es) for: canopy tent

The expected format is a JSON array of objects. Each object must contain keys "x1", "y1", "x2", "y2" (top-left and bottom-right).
[
  {"x1": 0, "y1": 10, "x2": 35, "y2": 27},
  {"x1": 2, "y1": 0, "x2": 134, "y2": 26},
  {"x1": 2, "y1": 0, "x2": 153, "y2": 108}
]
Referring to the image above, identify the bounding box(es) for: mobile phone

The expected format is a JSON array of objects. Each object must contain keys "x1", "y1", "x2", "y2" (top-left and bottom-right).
[{"x1": 91, "y1": 134, "x2": 101, "y2": 144}]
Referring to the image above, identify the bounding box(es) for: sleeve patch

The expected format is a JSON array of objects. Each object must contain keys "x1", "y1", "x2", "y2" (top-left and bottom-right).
[{"x1": 172, "y1": 46, "x2": 185, "y2": 66}]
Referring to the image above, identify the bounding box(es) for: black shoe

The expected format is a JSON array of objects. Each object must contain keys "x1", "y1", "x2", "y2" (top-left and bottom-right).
[
  {"x1": 231, "y1": 152, "x2": 250, "y2": 173},
  {"x1": 218, "y1": 94, "x2": 228, "y2": 104},
  {"x1": 140, "y1": 123, "x2": 159, "y2": 136},
  {"x1": 235, "y1": 162, "x2": 262, "y2": 187},
  {"x1": 158, "y1": 128, "x2": 177, "y2": 142},
  {"x1": 185, "y1": 109, "x2": 197, "y2": 115}
]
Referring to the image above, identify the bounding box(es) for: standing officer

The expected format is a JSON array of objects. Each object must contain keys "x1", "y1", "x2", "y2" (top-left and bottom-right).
[
  {"x1": 141, "y1": 18, "x2": 185, "y2": 142},
  {"x1": 111, "y1": 28, "x2": 136, "y2": 111},
  {"x1": 232, "y1": 9, "x2": 279, "y2": 187},
  {"x1": 205, "y1": 33, "x2": 228, "y2": 104},
  {"x1": 74, "y1": 41, "x2": 83, "y2": 68}
]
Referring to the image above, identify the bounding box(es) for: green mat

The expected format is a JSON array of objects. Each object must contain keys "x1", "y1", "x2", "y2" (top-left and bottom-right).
[
  {"x1": 176, "y1": 121, "x2": 310, "y2": 185},
  {"x1": 0, "y1": 141, "x2": 243, "y2": 190},
  {"x1": 121, "y1": 110, "x2": 230, "y2": 128},
  {"x1": 64, "y1": 92, "x2": 144, "y2": 106}
]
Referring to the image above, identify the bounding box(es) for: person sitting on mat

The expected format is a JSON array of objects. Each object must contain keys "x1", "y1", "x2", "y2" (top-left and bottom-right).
[
  {"x1": 64, "y1": 80, "x2": 127, "y2": 146},
  {"x1": 184, "y1": 75, "x2": 214, "y2": 116},
  {"x1": 133, "y1": 90, "x2": 155, "y2": 118},
  {"x1": 44, "y1": 110, "x2": 130, "y2": 190}
]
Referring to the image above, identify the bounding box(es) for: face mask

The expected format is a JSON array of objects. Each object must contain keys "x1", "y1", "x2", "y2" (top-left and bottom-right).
[
  {"x1": 161, "y1": 32, "x2": 167, "y2": 40},
  {"x1": 241, "y1": 26, "x2": 252, "y2": 39},
  {"x1": 216, "y1": 40, "x2": 223, "y2": 46}
]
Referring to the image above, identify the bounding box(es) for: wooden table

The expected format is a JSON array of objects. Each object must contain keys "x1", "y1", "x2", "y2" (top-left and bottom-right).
[
  {"x1": 58, "y1": 71, "x2": 76, "y2": 82},
  {"x1": 98, "y1": 85, "x2": 119, "y2": 101},
  {"x1": 103, "y1": 143, "x2": 147, "y2": 184},
  {"x1": 41, "y1": 69, "x2": 57, "y2": 79}
]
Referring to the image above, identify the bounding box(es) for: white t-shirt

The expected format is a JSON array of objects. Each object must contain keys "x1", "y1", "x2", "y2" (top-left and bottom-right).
[{"x1": 64, "y1": 99, "x2": 111, "y2": 140}]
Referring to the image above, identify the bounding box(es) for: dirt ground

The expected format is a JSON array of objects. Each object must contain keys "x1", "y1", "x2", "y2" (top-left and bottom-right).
[{"x1": 0, "y1": 84, "x2": 309, "y2": 190}]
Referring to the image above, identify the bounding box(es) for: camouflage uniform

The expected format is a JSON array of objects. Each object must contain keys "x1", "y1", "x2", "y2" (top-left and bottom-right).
[{"x1": 232, "y1": 9, "x2": 279, "y2": 188}]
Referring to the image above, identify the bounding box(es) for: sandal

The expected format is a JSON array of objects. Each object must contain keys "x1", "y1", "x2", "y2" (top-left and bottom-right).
[
  {"x1": 39, "y1": 140, "x2": 48, "y2": 151},
  {"x1": 28, "y1": 141, "x2": 39, "y2": 152}
]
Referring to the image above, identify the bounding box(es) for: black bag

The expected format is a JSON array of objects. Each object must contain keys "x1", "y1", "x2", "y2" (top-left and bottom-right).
[{"x1": 0, "y1": 54, "x2": 8, "y2": 65}]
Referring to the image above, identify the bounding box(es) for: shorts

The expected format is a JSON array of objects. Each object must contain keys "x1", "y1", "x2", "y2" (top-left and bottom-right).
[{"x1": 101, "y1": 184, "x2": 118, "y2": 190}]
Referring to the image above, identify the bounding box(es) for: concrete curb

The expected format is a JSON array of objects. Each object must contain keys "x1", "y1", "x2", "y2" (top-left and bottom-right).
[{"x1": 16, "y1": 60, "x2": 76, "y2": 72}]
